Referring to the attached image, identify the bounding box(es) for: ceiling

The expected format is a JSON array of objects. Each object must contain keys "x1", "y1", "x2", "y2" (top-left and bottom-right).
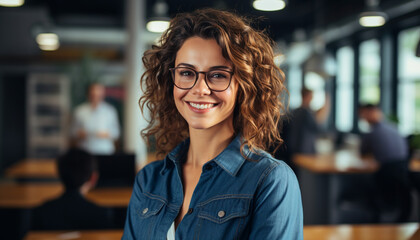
[{"x1": 0, "y1": 0, "x2": 419, "y2": 62}]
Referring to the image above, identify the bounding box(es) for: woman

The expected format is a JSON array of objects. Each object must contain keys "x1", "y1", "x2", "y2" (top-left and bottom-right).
[{"x1": 122, "y1": 8, "x2": 303, "y2": 239}]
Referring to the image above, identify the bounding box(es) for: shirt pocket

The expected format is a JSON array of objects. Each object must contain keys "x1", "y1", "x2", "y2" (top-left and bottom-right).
[
  {"x1": 197, "y1": 195, "x2": 252, "y2": 239},
  {"x1": 133, "y1": 193, "x2": 166, "y2": 238},
  {"x1": 136, "y1": 194, "x2": 165, "y2": 218}
]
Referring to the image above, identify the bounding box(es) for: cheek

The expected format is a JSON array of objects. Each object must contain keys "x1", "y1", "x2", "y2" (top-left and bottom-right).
[
  {"x1": 173, "y1": 87, "x2": 182, "y2": 100},
  {"x1": 173, "y1": 88, "x2": 186, "y2": 112},
  {"x1": 223, "y1": 82, "x2": 238, "y2": 107}
]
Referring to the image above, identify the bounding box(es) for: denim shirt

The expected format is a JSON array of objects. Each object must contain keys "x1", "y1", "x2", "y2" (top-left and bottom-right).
[{"x1": 122, "y1": 135, "x2": 303, "y2": 239}]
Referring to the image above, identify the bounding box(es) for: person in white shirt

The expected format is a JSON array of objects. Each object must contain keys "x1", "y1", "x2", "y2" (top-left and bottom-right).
[{"x1": 71, "y1": 83, "x2": 120, "y2": 155}]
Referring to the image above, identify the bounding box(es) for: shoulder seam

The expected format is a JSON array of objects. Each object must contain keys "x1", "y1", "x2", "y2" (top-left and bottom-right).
[{"x1": 255, "y1": 159, "x2": 281, "y2": 190}]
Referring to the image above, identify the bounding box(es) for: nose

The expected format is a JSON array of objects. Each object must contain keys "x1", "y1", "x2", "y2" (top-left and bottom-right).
[{"x1": 191, "y1": 72, "x2": 211, "y2": 95}]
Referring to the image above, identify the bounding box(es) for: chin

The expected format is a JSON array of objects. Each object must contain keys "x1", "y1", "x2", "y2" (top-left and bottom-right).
[{"x1": 187, "y1": 121, "x2": 212, "y2": 130}]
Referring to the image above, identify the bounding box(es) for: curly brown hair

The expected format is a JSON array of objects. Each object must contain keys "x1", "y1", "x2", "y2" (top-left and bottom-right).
[{"x1": 140, "y1": 8, "x2": 287, "y2": 159}]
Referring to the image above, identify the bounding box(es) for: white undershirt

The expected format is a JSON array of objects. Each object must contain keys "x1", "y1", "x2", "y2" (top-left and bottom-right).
[{"x1": 167, "y1": 222, "x2": 175, "y2": 240}]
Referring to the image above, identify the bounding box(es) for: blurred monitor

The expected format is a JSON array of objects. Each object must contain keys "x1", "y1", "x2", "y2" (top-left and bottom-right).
[{"x1": 95, "y1": 153, "x2": 136, "y2": 188}]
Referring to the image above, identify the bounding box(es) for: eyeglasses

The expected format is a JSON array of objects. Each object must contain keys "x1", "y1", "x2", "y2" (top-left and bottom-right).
[{"x1": 169, "y1": 66, "x2": 234, "y2": 92}]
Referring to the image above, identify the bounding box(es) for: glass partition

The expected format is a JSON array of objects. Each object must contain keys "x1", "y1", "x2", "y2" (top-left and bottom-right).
[
  {"x1": 398, "y1": 26, "x2": 420, "y2": 135},
  {"x1": 359, "y1": 39, "x2": 381, "y2": 105},
  {"x1": 336, "y1": 46, "x2": 354, "y2": 132}
]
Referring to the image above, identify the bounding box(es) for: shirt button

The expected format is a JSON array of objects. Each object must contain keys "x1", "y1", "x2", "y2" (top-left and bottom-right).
[
  {"x1": 187, "y1": 208, "x2": 194, "y2": 214},
  {"x1": 142, "y1": 208, "x2": 149, "y2": 214},
  {"x1": 218, "y1": 210, "x2": 225, "y2": 218}
]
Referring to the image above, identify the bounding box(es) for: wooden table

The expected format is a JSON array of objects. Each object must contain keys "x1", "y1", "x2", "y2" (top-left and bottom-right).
[
  {"x1": 0, "y1": 182, "x2": 132, "y2": 208},
  {"x1": 4, "y1": 159, "x2": 58, "y2": 179},
  {"x1": 410, "y1": 228, "x2": 420, "y2": 240},
  {"x1": 294, "y1": 152, "x2": 420, "y2": 174},
  {"x1": 293, "y1": 150, "x2": 420, "y2": 225},
  {"x1": 304, "y1": 223, "x2": 419, "y2": 240},
  {"x1": 24, "y1": 230, "x2": 124, "y2": 240},
  {"x1": 85, "y1": 187, "x2": 132, "y2": 208},
  {"x1": 293, "y1": 150, "x2": 379, "y2": 174},
  {"x1": 293, "y1": 150, "x2": 380, "y2": 225},
  {"x1": 4, "y1": 154, "x2": 160, "y2": 180}
]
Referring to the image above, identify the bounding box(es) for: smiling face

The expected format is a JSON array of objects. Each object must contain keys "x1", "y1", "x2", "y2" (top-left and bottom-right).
[{"x1": 173, "y1": 37, "x2": 238, "y2": 132}]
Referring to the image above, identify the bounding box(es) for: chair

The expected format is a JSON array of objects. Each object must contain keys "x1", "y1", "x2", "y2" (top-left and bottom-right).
[{"x1": 373, "y1": 160, "x2": 412, "y2": 223}]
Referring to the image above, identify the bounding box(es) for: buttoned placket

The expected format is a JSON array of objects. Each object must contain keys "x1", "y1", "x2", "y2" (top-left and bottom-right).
[{"x1": 173, "y1": 160, "x2": 216, "y2": 234}]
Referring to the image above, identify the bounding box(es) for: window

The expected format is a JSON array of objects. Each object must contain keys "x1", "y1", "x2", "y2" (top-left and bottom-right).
[
  {"x1": 398, "y1": 26, "x2": 420, "y2": 135},
  {"x1": 304, "y1": 72, "x2": 325, "y2": 111},
  {"x1": 287, "y1": 66, "x2": 303, "y2": 109},
  {"x1": 359, "y1": 39, "x2": 381, "y2": 104},
  {"x1": 335, "y1": 46, "x2": 354, "y2": 132}
]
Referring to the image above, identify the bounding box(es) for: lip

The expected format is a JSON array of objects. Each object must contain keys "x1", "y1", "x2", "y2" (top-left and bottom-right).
[{"x1": 185, "y1": 101, "x2": 218, "y2": 113}]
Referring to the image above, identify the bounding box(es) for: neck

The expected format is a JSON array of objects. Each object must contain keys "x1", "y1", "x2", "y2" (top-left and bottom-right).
[
  {"x1": 301, "y1": 102, "x2": 310, "y2": 108},
  {"x1": 90, "y1": 102, "x2": 99, "y2": 109},
  {"x1": 187, "y1": 123, "x2": 235, "y2": 169}
]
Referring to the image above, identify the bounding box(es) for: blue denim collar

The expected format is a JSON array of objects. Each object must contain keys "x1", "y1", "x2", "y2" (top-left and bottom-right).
[{"x1": 161, "y1": 134, "x2": 249, "y2": 177}]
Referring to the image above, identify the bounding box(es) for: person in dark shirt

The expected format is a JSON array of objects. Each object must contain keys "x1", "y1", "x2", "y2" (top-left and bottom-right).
[
  {"x1": 288, "y1": 88, "x2": 330, "y2": 154},
  {"x1": 31, "y1": 148, "x2": 113, "y2": 230},
  {"x1": 359, "y1": 104, "x2": 411, "y2": 223},
  {"x1": 359, "y1": 104, "x2": 408, "y2": 163}
]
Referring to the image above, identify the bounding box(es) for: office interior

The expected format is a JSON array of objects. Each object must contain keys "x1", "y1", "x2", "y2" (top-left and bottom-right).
[{"x1": 0, "y1": 0, "x2": 420, "y2": 239}]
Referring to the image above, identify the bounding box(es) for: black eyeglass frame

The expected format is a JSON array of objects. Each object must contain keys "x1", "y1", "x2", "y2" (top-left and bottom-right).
[{"x1": 169, "y1": 66, "x2": 234, "y2": 92}]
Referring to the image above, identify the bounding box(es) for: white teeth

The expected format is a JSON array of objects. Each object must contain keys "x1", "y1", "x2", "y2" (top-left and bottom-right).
[{"x1": 189, "y1": 102, "x2": 215, "y2": 110}]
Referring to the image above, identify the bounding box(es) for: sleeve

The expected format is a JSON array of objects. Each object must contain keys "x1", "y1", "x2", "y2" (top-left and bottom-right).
[
  {"x1": 248, "y1": 162, "x2": 304, "y2": 240},
  {"x1": 108, "y1": 107, "x2": 120, "y2": 140}
]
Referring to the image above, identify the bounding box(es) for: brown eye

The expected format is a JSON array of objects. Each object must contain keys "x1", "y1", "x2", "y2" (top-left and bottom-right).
[
  {"x1": 180, "y1": 70, "x2": 194, "y2": 77},
  {"x1": 209, "y1": 72, "x2": 228, "y2": 79}
]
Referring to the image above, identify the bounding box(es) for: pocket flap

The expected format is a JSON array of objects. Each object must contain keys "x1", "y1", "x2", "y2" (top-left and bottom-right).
[
  {"x1": 198, "y1": 195, "x2": 251, "y2": 224},
  {"x1": 137, "y1": 194, "x2": 165, "y2": 218}
]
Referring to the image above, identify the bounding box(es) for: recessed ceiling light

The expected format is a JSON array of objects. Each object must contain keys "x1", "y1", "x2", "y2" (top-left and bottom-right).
[
  {"x1": 0, "y1": 0, "x2": 25, "y2": 7},
  {"x1": 146, "y1": 20, "x2": 170, "y2": 33},
  {"x1": 253, "y1": 0, "x2": 286, "y2": 11},
  {"x1": 0, "y1": 0, "x2": 24, "y2": 7},
  {"x1": 359, "y1": 0, "x2": 387, "y2": 27},
  {"x1": 36, "y1": 33, "x2": 60, "y2": 51},
  {"x1": 359, "y1": 12, "x2": 387, "y2": 27}
]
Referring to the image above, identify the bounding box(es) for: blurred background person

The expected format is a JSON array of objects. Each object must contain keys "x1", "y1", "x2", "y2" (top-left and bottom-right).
[
  {"x1": 358, "y1": 104, "x2": 411, "y2": 223},
  {"x1": 288, "y1": 87, "x2": 331, "y2": 155},
  {"x1": 31, "y1": 148, "x2": 114, "y2": 230},
  {"x1": 71, "y1": 83, "x2": 120, "y2": 155}
]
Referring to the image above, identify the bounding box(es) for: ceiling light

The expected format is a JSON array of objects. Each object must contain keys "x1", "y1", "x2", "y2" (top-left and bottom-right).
[
  {"x1": 146, "y1": 0, "x2": 170, "y2": 33},
  {"x1": 0, "y1": 0, "x2": 24, "y2": 7},
  {"x1": 253, "y1": 0, "x2": 286, "y2": 11},
  {"x1": 359, "y1": 12, "x2": 387, "y2": 27},
  {"x1": 359, "y1": 0, "x2": 387, "y2": 27},
  {"x1": 36, "y1": 33, "x2": 60, "y2": 51},
  {"x1": 146, "y1": 19, "x2": 170, "y2": 33}
]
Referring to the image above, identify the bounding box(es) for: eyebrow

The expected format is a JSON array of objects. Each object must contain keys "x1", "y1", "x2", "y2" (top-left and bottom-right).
[{"x1": 176, "y1": 63, "x2": 232, "y2": 71}]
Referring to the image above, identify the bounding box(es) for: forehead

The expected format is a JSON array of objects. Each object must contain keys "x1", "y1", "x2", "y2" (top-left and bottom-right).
[
  {"x1": 175, "y1": 37, "x2": 231, "y2": 68},
  {"x1": 89, "y1": 84, "x2": 104, "y2": 93}
]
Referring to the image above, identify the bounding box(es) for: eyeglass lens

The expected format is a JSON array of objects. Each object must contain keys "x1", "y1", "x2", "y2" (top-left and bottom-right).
[{"x1": 172, "y1": 67, "x2": 232, "y2": 91}]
